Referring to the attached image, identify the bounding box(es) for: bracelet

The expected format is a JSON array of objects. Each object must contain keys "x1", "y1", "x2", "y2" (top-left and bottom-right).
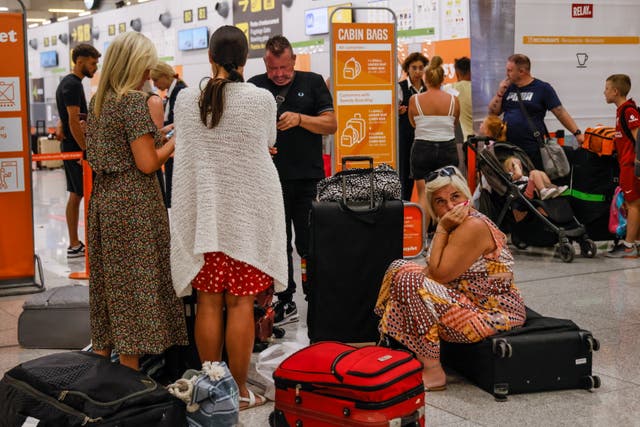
[{"x1": 297, "y1": 113, "x2": 302, "y2": 127}]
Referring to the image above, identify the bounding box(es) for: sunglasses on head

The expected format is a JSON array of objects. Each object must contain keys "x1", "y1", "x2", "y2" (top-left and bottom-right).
[{"x1": 426, "y1": 166, "x2": 457, "y2": 183}]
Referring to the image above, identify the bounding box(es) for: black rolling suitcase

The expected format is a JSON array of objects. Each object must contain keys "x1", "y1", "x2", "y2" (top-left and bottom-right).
[
  {"x1": 565, "y1": 147, "x2": 618, "y2": 241},
  {"x1": 307, "y1": 156, "x2": 403, "y2": 343},
  {"x1": 0, "y1": 351, "x2": 187, "y2": 426},
  {"x1": 441, "y1": 308, "x2": 601, "y2": 401}
]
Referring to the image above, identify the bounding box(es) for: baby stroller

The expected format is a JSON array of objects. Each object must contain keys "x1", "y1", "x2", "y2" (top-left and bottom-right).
[{"x1": 467, "y1": 137, "x2": 597, "y2": 263}]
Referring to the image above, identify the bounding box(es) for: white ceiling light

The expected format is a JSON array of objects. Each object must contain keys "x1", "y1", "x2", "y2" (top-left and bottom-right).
[
  {"x1": 0, "y1": 7, "x2": 9, "y2": 11},
  {"x1": 27, "y1": 18, "x2": 48, "y2": 22},
  {"x1": 79, "y1": 11, "x2": 92, "y2": 16},
  {"x1": 28, "y1": 23, "x2": 40, "y2": 28},
  {"x1": 58, "y1": 16, "x2": 69, "y2": 21},
  {"x1": 48, "y1": 8, "x2": 86, "y2": 14}
]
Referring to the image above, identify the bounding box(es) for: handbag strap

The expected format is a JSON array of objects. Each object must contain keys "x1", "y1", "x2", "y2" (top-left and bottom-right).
[
  {"x1": 514, "y1": 87, "x2": 548, "y2": 146},
  {"x1": 275, "y1": 82, "x2": 293, "y2": 115}
]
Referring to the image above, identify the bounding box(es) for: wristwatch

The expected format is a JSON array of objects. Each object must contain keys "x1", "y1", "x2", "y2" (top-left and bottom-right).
[{"x1": 573, "y1": 129, "x2": 582, "y2": 136}]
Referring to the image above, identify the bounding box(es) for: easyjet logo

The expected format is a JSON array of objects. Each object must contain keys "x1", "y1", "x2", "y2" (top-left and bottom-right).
[
  {"x1": 572, "y1": 3, "x2": 593, "y2": 18},
  {"x1": 0, "y1": 30, "x2": 19, "y2": 43}
]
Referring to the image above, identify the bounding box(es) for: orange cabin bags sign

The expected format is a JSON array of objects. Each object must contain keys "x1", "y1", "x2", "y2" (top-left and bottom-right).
[{"x1": 583, "y1": 126, "x2": 616, "y2": 156}]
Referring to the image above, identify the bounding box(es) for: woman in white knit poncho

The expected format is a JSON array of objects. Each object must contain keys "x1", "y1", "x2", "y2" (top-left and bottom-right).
[{"x1": 170, "y1": 25, "x2": 287, "y2": 410}]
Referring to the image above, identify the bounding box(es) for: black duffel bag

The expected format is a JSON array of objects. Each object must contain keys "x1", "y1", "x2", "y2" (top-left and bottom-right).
[{"x1": 0, "y1": 351, "x2": 187, "y2": 427}]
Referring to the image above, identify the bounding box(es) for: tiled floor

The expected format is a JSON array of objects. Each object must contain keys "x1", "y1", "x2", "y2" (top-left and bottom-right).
[{"x1": 1, "y1": 168, "x2": 640, "y2": 426}]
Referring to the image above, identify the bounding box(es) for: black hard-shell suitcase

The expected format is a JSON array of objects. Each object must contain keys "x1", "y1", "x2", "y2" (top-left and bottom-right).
[
  {"x1": 0, "y1": 351, "x2": 187, "y2": 426},
  {"x1": 307, "y1": 156, "x2": 403, "y2": 343},
  {"x1": 441, "y1": 308, "x2": 601, "y2": 401}
]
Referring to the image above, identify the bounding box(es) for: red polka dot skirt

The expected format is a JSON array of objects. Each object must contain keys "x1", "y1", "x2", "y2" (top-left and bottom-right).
[{"x1": 191, "y1": 252, "x2": 273, "y2": 296}]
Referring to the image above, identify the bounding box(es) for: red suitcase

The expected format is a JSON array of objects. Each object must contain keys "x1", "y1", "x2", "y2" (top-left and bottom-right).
[{"x1": 269, "y1": 342, "x2": 425, "y2": 427}]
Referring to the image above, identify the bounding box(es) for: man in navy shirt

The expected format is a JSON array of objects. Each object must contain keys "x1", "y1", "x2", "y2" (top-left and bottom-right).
[
  {"x1": 488, "y1": 54, "x2": 583, "y2": 169},
  {"x1": 55, "y1": 44, "x2": 101, "y2": 258},
  {"x1": 249, "y1": 35, "x2": 337, "y2": 325}
]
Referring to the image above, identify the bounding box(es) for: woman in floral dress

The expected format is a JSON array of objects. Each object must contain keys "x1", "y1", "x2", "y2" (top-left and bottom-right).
[
  {"x1": 375, "y1": 166, "x2": 526, "y2": 390},
  {"x1": 86, "y1": 32, "x2": 187, "y2": 370}
]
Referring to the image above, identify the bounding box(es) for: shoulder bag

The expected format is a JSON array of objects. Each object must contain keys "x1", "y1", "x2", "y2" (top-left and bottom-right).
[{"x1": 515, "y1": 88, "x2": 570, "y2": 180}]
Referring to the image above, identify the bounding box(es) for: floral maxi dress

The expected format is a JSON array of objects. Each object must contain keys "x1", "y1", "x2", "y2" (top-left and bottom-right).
[
  {"x1": 375, "y1": 209, "x2": 526, "y2": 360},
  {"x1": 86, "y1": 91, "x2": 187, "y2": 355}
]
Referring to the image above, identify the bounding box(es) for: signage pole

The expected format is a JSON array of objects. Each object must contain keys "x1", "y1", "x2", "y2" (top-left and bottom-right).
[{"x1": 0, "y1": 1, "x2": 45, "y2": 296}]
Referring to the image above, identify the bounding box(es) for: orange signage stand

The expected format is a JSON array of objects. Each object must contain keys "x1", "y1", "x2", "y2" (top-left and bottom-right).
[
  {"x1": 331, "y1": 7, "x2": 397, "y2": 173},
  {"x1": 0, "y1": 7, "x2": 45, "y2": 296}
]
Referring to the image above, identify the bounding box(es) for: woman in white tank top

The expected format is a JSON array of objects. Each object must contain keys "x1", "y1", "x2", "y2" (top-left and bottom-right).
[{"x1": 407, "y1": 55, "x2": 461, "y2": 226}]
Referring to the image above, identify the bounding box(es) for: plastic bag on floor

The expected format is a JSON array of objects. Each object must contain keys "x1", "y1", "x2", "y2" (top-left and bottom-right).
[{"x1": 255, "y1": 342, "x2": 306, "y2": 400}]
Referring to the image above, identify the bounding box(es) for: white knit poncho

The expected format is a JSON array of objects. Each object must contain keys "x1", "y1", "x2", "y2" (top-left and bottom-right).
[{"x1": 170, "y1": 84, "x2": 288, "y2": 297}]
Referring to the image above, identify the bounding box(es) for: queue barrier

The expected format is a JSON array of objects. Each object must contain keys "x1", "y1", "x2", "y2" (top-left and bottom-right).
[{"x1": 31, "y1": 151, "x2": 91, "y2": 280}]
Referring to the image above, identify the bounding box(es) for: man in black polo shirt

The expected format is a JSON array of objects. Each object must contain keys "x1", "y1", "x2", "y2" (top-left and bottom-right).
[
  {"x1": 55, "y1": 44, "x2": 101, "y2": 258},
  {"x1": 249, "y1": 35, "x2": 337, "y2": 325}
]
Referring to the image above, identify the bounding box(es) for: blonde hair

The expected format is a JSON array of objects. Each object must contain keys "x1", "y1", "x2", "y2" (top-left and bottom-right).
[
  {"x1": 424, "y1": 55, "x2": 445, "y2": 87},
  {"x1": 424, "y1": 166, "x2": 472, "y2": 221},
  {"x1": 150, "y1": 61, "x2": 177, "y2": 80},
  {"x1": 483, "y1": 114, "x2": 508, "y2": 141},
  {"x1": 93, "y1": 32, "x2": 157, "y2": 116}
]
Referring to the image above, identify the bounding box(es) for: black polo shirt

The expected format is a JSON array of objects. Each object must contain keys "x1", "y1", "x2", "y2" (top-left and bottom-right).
[{"x1": 248, "y1": 71, "x2": 334, "y2": 180}]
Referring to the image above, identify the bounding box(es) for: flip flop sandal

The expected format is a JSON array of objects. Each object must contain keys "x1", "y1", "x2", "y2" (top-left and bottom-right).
[{"x1": 239, "y1": 389, "x2": 266, "y2": 411}]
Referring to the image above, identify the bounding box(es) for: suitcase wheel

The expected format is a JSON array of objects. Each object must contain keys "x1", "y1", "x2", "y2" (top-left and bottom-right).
[
  {"x1": 269, "y1": 409, "x2": 290, "y2": 427},
  {"x1": 582, "y1": 375, "x2": 601, "y2": 390},
  {"x1": 582, "y1": 333, "x2": 600, "y2": 352},
  {"x1": 586, "y1": 335, "x2": 600, "y2": 352},
  {"x1": 492, "y1": 339, "x2": 512, "y2": 358}
]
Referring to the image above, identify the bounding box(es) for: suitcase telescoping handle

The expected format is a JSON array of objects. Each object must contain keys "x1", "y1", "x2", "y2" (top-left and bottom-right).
[{"x1": 340, "y1": 155, "x2": 375, "y2": 209}]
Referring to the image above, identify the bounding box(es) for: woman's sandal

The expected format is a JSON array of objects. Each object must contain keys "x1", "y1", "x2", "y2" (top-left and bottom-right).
[
  {"x1": 239, "y1": 389, "x2": 266, "y2": 411},
  {"x1": 424, "y1": 384, "x2": 447, "y2": 392}
]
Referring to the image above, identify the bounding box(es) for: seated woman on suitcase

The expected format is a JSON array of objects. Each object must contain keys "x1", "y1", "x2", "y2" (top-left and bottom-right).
[{"x1": 374, "y1": 166, "x2": 526, "y2": 391}]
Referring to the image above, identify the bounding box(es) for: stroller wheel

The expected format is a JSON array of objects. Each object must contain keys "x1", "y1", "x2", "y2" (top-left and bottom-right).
[
  {"x1": 580, "y1": 239, "x2": 597, "y2": 258},
  {"x1": 558, "y1": 242, "x2": 575, "y2": 263}
]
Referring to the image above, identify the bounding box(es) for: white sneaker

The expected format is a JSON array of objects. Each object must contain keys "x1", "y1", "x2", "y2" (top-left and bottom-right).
[
  {"x1": 553, "y1": 185, "x2": 568, "y2": 197},
  {"x1": 540, "y1": 188, "x2": 555, "y2": 200}
]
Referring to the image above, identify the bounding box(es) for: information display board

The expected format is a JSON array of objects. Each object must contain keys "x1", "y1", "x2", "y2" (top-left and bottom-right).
[{"x1": 332, "y1": 17, "x2": 397, "y2": 172}]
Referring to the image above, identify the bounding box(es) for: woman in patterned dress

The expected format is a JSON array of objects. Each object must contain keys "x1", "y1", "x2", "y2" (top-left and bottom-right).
[
  {"x1": 86, "y1": 32, "x2": 188, "y2": 370},
  {"x1": 375, "y1": 166, "x2": 526, "y2": 390}
]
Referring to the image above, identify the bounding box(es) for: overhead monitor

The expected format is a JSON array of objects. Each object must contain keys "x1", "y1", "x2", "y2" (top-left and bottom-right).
[
  {"x1": 305, "y1": 7, "x2": 329, "y2": 36},
  {"x1": 40, "y1": 50, "x2": 59, "y2": 68},
  {"x1": 178, "y1": 26, "x2": 210, "y2": 51}
]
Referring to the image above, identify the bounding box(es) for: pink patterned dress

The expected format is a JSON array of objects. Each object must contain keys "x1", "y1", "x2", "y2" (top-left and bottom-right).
[{"x1": 374, "y1": 210, "x2": 526, "y2": 360}]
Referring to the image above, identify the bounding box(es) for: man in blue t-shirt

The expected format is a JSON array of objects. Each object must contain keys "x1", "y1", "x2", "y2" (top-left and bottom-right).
[
  {"x1": 488, "y1": 54, "x2": 584, "y2": 169},
  {"x1": 249, "y1": 35, "x2": 337, "y2": 326}
]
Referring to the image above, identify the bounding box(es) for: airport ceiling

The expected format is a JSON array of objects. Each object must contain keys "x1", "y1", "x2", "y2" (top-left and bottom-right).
[{"x1": 1, "y1": 0, "x2": 134, "y2": 22}]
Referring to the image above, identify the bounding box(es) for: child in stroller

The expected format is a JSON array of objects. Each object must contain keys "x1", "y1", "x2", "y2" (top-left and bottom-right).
[
  {"x1": 470, "y1": 115, "x2": 596, "y2": 262},
  {"x1": 503, "y1": 155, "x2": 567, "y2": 201},
  {"x1": 481, "y1": 115, "x2": 567, "y2": 201}
]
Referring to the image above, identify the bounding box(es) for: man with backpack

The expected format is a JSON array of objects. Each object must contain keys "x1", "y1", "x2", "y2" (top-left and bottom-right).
[{"x1": 604, "y1": 74, "x2": 640, "y2": 258}]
